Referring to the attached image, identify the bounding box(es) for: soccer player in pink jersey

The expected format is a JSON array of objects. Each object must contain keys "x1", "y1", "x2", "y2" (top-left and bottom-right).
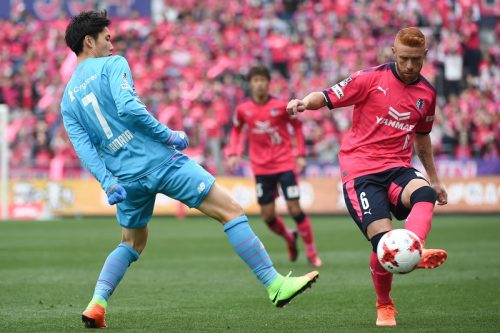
[
  {"x1": 287, "y1": 27, "x2": 448, "y2": 326},
  {"x1": 228, "y1": 65, "x2": 322, "y2": 267}
]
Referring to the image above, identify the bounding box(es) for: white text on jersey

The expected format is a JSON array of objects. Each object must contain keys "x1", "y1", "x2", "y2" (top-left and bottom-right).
[
  {"x1": 108, "y1": 130, "x2": 134, "y2": 153},
  {"x1": 73, "y1": 74, "x2": 97, "y2": 93},
  {"x1": 376, "y1": 116, "x2": 415, "y2": 132}
]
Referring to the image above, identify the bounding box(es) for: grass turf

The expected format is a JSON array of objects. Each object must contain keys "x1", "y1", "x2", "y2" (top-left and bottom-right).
[{"x1": 0, "y1": 215, "x2": 499, "y2": 332}]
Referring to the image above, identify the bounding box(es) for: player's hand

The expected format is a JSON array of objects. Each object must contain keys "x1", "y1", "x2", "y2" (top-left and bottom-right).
[
  {"x1": 106, "y1": 184, "x2": 127, "y2": 205},
  {"x1": 228, "y1": 155, "x2": 240, "y2": 170},
  {"x1": 286, "y1": 99, "x2": 307, "y2": 115},
  {"x1": 432, "y1": 183, "x2": 448, "y2": 205},
  {"x1": 296, "y1": 156, "x2": 307, "y2": 174},
  {"x1": 167, "y1": 130, "x2": 189, "y2": 151}
]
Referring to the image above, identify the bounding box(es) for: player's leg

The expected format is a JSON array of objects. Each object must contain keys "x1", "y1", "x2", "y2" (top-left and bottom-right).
[
  {"x1": 279, "y1": 171, "x2": 321, "y2": 267},
  {"x1": 82, "y1": 181, "x2": 154, "y2": 329},
  {"x1": 256, "y1": 174, "x2": 297, "y2": 261},
  {"x1": 198, "y1": 183, "x2": 318, "y2": 307},
  {"x1": 343, "y1": 177, "x2": 397, "y2": 326},
  {"x1": 159, "y1": 155, "x2": 318, "y2": 307},
  {"x1": 392, "y1": 169, "x2": 447, "y2": 269},
  {"x1": 260, "y1": 201, "x2": 298, "y2": 262},
  {"x1": 367, "y1": 220, "x2": 398, "y2": 326},
  {"x1": 286, "y1": 199, "x2": 321, "y2": 267}
]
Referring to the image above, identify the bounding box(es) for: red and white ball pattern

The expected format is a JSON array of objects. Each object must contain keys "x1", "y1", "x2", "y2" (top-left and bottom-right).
[{"x1": 377, "y1": 229, "x2": 423, "y2": 274}]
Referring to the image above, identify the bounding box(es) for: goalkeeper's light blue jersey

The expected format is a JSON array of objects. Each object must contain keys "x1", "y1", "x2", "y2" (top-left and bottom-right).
[{"x1": 60, "y1": 55, "x2": 175, "y2": 191}]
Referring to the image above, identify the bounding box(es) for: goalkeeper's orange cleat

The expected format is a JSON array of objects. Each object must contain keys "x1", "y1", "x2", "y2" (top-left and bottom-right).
[
  {"x1": 417, "y1": 248, "x2": 447, "y2": 269},
  {"x1": 82, "y1": 302, "x2": 107, "y2": 329},
  {"x1": 376, "y1": 302, "x2": 398, "y2": 326}
]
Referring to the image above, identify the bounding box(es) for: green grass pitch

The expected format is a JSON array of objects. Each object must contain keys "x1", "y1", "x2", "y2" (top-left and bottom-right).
[{"x1": 1, "y1": 215, "x2": 499, "y2": 332}]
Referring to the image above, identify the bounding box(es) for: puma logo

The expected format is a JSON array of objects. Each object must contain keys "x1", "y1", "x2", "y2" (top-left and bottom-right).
[{"x1": 377, "y1": 86, "x2": 389, "y2": 96}]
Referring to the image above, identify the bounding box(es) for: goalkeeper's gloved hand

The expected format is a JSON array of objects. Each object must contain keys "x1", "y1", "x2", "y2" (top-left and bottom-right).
[
  {"x1": 166, "y1": 130, "x2": 189, "y2": 151},
  {"x1": 106, "y1": 184, "x2": 127, "y2": 205}
]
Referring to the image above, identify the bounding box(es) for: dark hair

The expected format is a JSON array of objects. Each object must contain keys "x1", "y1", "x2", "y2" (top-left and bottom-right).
[
  {"x1": 247, "y1": 65, "x2": 271, "y2": 81},
  {"x1": 65, "y1": 10, "x2": 110, "y2": 55}
]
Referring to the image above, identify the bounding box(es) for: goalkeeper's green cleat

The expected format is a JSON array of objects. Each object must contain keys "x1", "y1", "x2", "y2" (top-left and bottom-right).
[{"x1": 267, "y1": 271, "x2": 319, "y2": 308}]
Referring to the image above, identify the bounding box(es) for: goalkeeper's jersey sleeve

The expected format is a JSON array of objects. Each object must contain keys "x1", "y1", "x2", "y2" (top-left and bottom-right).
[{"x1": 60, "y1": 55, "x2": 177, "y2": 190}]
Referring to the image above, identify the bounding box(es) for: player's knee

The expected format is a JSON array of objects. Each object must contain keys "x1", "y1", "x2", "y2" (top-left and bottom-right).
[
  {"x1": 220, "y1": 200, "x2": 245, "y2": 223},
  {"x1": 263, "y1": 215, "x2": 277, "y2": 225},
  {"x1": 292, "y1": 211, "x2": 306, "y2": 224},
  {"x1": 370, "y1": 231, "x2": 388, "y2": 253},
  {"x1": 286, "y1": 202, "x2": 302, "y2": 217},
  {"x1": 123, "y1": 239, "x2": 147, "y2": 254},
  {"x1": 410, "y1": 186, "x2": 437, "y2": 206}
]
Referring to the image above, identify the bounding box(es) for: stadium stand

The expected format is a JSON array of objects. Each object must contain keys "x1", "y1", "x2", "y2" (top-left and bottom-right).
[{"x1": 1, "y1": 0, "x2": 498, "y2": 178}]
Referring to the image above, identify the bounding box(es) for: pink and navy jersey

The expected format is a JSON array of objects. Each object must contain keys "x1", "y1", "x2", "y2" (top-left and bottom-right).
[
  {"x1": 322, "y1": 62, "x2": 436, "y2": 183},
  {"x1": 228, "y1": 97, "x2": 306, "y2": 175}
]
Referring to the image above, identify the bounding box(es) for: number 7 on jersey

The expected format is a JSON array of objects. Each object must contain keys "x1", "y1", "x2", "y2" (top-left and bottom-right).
[{"x1": 82, "y1": 92, "x2": 114, "y2": 139}]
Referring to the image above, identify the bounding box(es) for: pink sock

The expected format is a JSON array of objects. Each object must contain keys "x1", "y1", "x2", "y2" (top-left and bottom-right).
[
  {"x1": 370, "y1": 252, "x2": 393, "y2": 305},
  {"x1": 405, "y1": 202, "x2": 434, "y2": 241},
  {"x1": 267, "y1": 215, "x2": 294, "y2": 242},
  {"x1": 296, "y1": 216, "x2": 317, "y2": 257}
]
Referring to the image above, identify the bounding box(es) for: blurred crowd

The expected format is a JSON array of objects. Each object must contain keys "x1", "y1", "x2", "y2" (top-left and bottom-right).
[{"x1": 1, "y1": 0, "x2": 498, "y2": 178}]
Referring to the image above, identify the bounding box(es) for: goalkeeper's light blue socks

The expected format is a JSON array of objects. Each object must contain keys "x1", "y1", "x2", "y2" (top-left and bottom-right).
[
  {"x1": 224, "y1": 215, "x2": 279, "y2": 287},
  {"x1": 93, "y1": 243, "x2": 140, "y2": 301},
  {"x1": 90, "y1": 217, "x2": 277, "y2": 302}
]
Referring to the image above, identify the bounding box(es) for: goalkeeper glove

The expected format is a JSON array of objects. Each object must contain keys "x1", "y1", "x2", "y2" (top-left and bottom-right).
[
  {"x1": 106, "y1": 184, "x2": 127, "y2": 205},
  {"x1": 166, "y1": 130, "x2": 189, "y2": 151}
]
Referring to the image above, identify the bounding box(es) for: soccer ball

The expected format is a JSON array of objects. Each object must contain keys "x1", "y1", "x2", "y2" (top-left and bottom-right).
[{"x1": 377, "y1": 229, "x2": 422, "y2": 274}]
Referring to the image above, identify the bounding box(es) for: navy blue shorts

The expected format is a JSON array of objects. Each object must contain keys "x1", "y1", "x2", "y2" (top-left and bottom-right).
[
  {"x1": 342, "y1": 167, "x2": 428, "y2": 238},
  {"x1": 255, "y1": 170, "x2": 300, "y2": 205}
]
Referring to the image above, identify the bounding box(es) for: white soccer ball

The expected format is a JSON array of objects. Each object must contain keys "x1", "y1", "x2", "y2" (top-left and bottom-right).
[{"x1": 377, "y1": 229, "x2": 423, "y2": 274}]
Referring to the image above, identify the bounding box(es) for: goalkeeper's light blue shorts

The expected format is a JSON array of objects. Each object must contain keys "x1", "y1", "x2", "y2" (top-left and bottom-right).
[{"x1": 116, "y1": 153, "x2": 215, "y2": 229}]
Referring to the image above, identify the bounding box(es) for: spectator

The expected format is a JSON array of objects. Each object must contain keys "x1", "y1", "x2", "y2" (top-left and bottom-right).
[{"x1": 2, "y1": 0, "x2": 498, "y2": 178}]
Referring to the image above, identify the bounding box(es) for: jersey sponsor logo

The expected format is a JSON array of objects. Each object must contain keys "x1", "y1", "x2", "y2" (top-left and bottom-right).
[
  {"x1": 68, "y1": 91, "x2": 75, "y2": 102},
  {"x1": 330, "y1": 84, "x2": 344, "y2": 99},
  {"x1": 388, "y1": 106, "x2": 410, "y2": 121},
  {"x1": 108, "y1": 130, "x2": 134, "y2": 153},
  {"x1": 253, "y1": 120, "x2": 282, "y2": 144},
  {"x1": 376, "y1": 116, "x2": 415, "y2": 131},
  {"x1": 416, "y1": 98, "x2": 425, "y2": 110},
  {"x1": 286, "y1": 185, "x2": 300, "y2": 199},
  {"x1": 73, "y1": 74, "x2": 97, "y2": 93},
  {"x1": 253, "y1": 120, "x2": 271, "y2": 133},
  {"x1": 377, "y1": 85, "x2": 389, "y2": 96},
  {"x1": 377, "y1": 107, "x2": 415, "y2": 132},
  {"x1": 339, "y1": 76, "x2": 352, "y2": 87}
]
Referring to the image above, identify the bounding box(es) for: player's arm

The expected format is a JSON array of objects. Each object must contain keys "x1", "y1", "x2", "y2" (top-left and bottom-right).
[
  {"x1": 414, "y1": 94, "x2": 446, "y2": 205},
  {"x1": 289, "y1": 115, "x2": 307, "y2": 173},
  {"x1": 287, "y1": 72, "x2": 369, "y2": 115},
  {"x1": 414, "y1": 134, "x2": 447, "y2": 205},
  {"x1": 62, "y1": 108, "x2": 120, "y2": 195},
  {"x1": 107, "y1": 56, "x2": 187, "y2": 149},
  {"x1": 227, "y1": 107, "x2": 246, "y2": 169},
  {"x1": 287, "y1": 92, "x2": 326, "y2": 115}
]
